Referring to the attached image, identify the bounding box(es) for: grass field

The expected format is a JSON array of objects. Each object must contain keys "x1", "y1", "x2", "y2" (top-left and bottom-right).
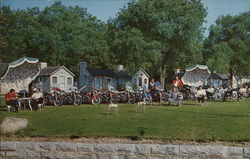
[{"x1": 1, "y1": 100, "x2": 250, "y2": 142}]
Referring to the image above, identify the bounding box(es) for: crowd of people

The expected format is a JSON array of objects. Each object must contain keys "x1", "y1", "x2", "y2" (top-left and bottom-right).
[
  {"x1": 4, "y1": 76, "x2": 249, "y2": 111},
  {"x1": 168, "y1": 76, "x2": 249, "y2": 105}
]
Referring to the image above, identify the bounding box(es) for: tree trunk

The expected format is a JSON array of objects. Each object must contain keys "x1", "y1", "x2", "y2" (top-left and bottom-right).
[
  {"x1": 160, "y1": 66, "x2": 163, "y2": 87},
  {"x1": 229, "y1": 67, "x2": 233, "y2": 87},
  {"x1": 160, "y1": 65, "x2": 167, "y2": 89}
]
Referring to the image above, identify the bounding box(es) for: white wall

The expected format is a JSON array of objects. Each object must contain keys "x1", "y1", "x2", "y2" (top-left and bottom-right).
[
  {"x1": 50, "y1": 68, "x2": 74, "y2": 91},
  {"x1": 133, "y1": 70, "x2": 149, "y2": 90}
]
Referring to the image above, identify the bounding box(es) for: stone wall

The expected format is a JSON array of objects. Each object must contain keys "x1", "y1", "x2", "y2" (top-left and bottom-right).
[{"x1": 0, "y1": 141, "x2": 249, "y2": 159}]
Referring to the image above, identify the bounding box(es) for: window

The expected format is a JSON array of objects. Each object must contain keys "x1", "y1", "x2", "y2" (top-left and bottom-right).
[
  {"x1": 67, "y1": 77, "x2": 73, "y2": 85},
  {"x1": 52, "y1": 77, "x2": 57, "y2": 84},
  {"x1": 144, "y1": 78, "x2": 147, "y2": 84},
  {"x1": 38, "y1": 77, "x2": 43, "y2": 83},
  {"x1": 132, "y1": 77, "x2": 137, "y2": 84},
  {"x1": 139, "y1": 77, "x2": 142, "y2": 86}
]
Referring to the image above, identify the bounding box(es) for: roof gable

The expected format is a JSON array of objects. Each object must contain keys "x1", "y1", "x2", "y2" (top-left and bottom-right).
[
  {"x1": 39, "y1": 66, "x2": 75, "y2": 77},
  {"x1": 136, "y1": 68, "x2": 150, "y2": 78}
]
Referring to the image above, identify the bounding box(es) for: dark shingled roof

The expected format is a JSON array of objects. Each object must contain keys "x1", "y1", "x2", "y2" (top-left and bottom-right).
[
  {"x1": 0, "y1": 63, "x2": 9, "y2": 77},
  {"x1": 39, "y1": 66, "x2": 61, "y2": 76},
  {"x1": 218, "y1": 74, "x2": 229, "y2": 80},
  {"x1": 88, "y1": 68, "x2": 116, "y2": 78},
  {"x1": 116, "y1": 71, "x2": 131, "y2": 78},
  {"x1": 209, "y1": 73, "x2": 223, "y2": 80}
]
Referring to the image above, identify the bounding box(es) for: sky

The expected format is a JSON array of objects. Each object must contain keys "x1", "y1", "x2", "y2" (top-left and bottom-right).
[{"x1": 1, "y1": 0, "x2": 250, "y2": 36}]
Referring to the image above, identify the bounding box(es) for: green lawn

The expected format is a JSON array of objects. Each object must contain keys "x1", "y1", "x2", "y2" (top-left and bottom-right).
[{"x1": 1, "y1": 100, "x2": 250, "y2": 142}]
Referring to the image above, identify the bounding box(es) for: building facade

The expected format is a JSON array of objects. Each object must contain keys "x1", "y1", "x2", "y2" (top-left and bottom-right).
[
  {"x1": 132, "y1": 68, "x2": 150, "y2": 90},
  {"x1": 33, "y1": 64, "x2": 75, "y2": 92},
  {"x1": 79, "y1": 62, "x2": 117, "y2": 90}
]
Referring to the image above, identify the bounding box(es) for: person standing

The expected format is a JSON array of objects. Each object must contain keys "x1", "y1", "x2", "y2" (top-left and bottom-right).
[
  {"x1": 5, "y1": 89, "x2": 19, "y2": 112},
  {"x1": 172, "y1": 76, "x2": 183, "y2": 88}
]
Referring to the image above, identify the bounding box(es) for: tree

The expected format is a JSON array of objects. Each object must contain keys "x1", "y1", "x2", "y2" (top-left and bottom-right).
[
  {"x1": 203, "y1": 11, "x2": 250, "y2": 86},
  {"x1": 0, "y1": 2, "x2": 115, "y2": 74},
  {"x1": 107, "y1": 22, "x2": 162, "y2": 74},
  {"x1": 109, "y1": 0, "x2": 206, "y2": 87}
]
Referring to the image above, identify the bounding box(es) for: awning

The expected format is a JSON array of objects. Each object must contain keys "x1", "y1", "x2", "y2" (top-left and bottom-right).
[
  {"x1": 181, "y1": 64, "x2": 211, "y2": 87},
  {"x1": 1, "y1": 57, "x2": 39, "y2": 79}
]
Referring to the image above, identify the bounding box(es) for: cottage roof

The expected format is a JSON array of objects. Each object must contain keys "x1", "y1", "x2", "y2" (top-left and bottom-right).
[
  {"x1": 39, "y1": 66, "x2": 61, "y2": 75},
  {"x1": 138, "y1": 68, "x2": 150, "y2": 78},
  {"x1": 0, "y1": 63, "x2": 9, "y2": 77},
  {"x1": 218, "y1": 74, "x2": 229, "y2": 80},
  {"x1": 39, "y1": 66, "x2": 75, "y2": 77},
  {"x1": 88, "y1": 68, "x2": 116, "y2": 78},
  {"x1": 116, "y1": 71, "x2": 131, "y2": 78},
  {"x1": 209, "y1": 73, "x2": 223, "y2": 80}
]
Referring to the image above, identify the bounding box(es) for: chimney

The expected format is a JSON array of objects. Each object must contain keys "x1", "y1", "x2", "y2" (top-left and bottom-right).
[
  {"x1": 40, "y1": 62, "x2": 47, "y2": 69},
  {"x1": 80, "y1": 62, "x2": 87, "y2": 72},
  {"x1": 175, "y1": 69, "x2": 180, "y2": 74},
  {"x1": 79, "y1": 62, "x2": 87, "y2": 88},
  {"x1": 117, "y1": 65, "x2": 124, "y2": 72}
]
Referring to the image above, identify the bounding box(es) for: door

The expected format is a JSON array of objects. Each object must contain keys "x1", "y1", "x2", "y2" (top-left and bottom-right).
[{"x1": 58, "y1": 75, "x2": 66, "y2": 90}]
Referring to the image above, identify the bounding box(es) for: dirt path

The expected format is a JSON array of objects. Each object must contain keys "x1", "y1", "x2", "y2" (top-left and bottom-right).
[{"x1": 1, "y1": 135, "x2": 249, "y2": 146}]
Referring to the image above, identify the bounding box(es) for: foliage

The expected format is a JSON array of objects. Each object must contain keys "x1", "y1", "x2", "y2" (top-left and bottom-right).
[
  {"x1": 109, "y1": 0, "x2": 207, "y2": 78},
  {"x1": 1, "y1": 1, "x2": 249, "y2": 85},
  {"x1": 107, "y1": 24, "x2": 162, "y2": 74},
  {"x1": 203, "y1": 11, "x2": 250, "y2": 76},
  {"x1": 0, "y1": 2, "x2": 115, "y2": 74}
]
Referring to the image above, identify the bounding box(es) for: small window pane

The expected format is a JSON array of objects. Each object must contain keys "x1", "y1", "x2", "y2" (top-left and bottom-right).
[
  {"x1": 139, "y1": 77, "x2": 142, "y2": 86},
  {"x1": 52, "y1": 77, "x2": 57, "y2": 84},
  {"x1": 67, "y1": 77, "x2": 73, "y2": 85}
]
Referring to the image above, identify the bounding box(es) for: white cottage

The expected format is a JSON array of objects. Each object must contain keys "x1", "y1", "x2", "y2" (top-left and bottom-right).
[
  {"x1": 34, "y1": 63, "x2": 75, "y2": 92},
  {"x1": 132, "y1": 68, "x2": 150, "y2": 90}
]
